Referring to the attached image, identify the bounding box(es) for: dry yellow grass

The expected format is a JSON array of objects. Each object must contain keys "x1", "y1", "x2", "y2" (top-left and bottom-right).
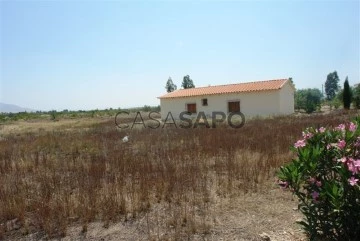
[{"x1": 0, "y1": 110, "x2": 359, "y2": 240}]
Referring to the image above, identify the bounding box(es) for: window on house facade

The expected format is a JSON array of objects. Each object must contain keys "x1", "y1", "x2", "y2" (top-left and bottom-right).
[
  {"x1": 202, "y1": 98, "x2": 208, "y2": 106},
  {"x1": 187, "y1": 103, "x2": 197, "y2": 113},
  {"x1": 228, "y1": 101, "x2": 240, "y2": 113}
]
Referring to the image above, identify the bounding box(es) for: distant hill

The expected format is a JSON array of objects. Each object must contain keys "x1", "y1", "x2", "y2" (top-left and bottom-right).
[{"x1": 0, "y1": 102, "x2": 35, "y2": 113}]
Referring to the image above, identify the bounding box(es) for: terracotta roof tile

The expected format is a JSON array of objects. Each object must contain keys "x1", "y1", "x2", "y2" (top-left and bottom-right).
[{"x1": 159, "y1": 78, "x2": 290, "y2": 99}]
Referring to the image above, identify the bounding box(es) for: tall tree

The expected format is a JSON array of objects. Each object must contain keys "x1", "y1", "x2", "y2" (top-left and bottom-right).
[
  {"x1": 342, "y1": 77, "x2": 352, "y2": 110},
  {"x1": 181, "y1": 75, "x2": 195, "y2": 89},
  {"x1": 325, "y1": 71, "x2": 340, "y2": 100},
  {"x1": 165, "y1": 77, "x2": 177, "y2": 93}
]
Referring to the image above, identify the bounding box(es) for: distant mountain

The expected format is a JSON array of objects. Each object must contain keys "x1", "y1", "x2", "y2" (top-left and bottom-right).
[{"x1": 0, "y1": 102, "x2": 35, "y2": 113}]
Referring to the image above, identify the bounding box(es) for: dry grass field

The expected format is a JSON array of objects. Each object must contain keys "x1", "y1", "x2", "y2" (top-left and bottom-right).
[{"x1": 0, "y1": 111, "x2": 359, "y2": 240}]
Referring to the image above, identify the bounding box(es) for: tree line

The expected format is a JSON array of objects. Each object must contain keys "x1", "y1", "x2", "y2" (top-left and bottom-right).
[
  {"x1": 295, "y1": 71, "x2": 360, "y2": 113},
  {"x1": 165, "y1": 75, "x2": 195, "y2": 92}
]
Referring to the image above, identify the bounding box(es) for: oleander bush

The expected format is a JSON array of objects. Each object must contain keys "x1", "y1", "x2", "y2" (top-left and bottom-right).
[{"x1": 278, "y1": 118, "x2": 360, "y2": 240}]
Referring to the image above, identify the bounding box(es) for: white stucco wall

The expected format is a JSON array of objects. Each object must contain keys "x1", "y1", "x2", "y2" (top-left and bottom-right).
[
  {"x1": 160, "y1": 88, "x2": 291, "y2": 120},
  {"x1": 279, "y1": 81, "x2": 295, "y2": 115}
]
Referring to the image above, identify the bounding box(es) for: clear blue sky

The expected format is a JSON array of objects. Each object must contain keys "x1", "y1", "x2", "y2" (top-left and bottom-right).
[{"x1": 1, "y1": 0, "x2": 359, "y2": 111}]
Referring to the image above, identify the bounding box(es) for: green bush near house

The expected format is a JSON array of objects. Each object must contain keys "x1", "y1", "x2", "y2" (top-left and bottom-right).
[{"x1": 278, "y1": 119, "x2": 360, "y2": 240}]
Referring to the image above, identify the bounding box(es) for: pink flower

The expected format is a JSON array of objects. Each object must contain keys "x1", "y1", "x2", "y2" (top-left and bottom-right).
[
  {"x1": 335, "y1": 124, "x2": 346, "y2": 131},
  {"x1": 349, "y1": 122, "x2": 357, "y2": 132},
  {"x1": 347, "y1": 161, "x2": 358, "y2": 175},
  {"x1": 337, "y1": 140, "x2": 346, "y2": 149},
  {"x1": 278, "y1": 180, "x2": 289, "y2": 189},
  {"x1": 348, "y1": 176, "x2": 359, "y2": 186},
  {"x1": 318, "y1": 127, "x2": 326, "y2": 133},
  {"x1": 311, "y1": 191, "x2": 319, "y2": 200},
  {"x1": 354, "y1": 159, "x2": 360, "y2": 168},
  {"x1": 308, "y1": 177, "x2": 321, "y2": 187},
  {"x1": 302, "y1": 131, "x2": 313, "y2": 140},
  {"x1": 308, "y1": 177, "x2": 316, "y2": 184},
  {"x1": 337, "y1": 157, "x2": 347, "y2": 163},
  {"x1": 294, "y1": 139, "x2": 306, "y2": 148},
  {"x1": 347, "y1": 158, "x2": 360, "y2": 175}
]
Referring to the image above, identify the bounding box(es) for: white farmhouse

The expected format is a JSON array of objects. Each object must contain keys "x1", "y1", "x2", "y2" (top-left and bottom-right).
[{"x1": 158, "y1": 78, "x2": 295, "y2": 120}]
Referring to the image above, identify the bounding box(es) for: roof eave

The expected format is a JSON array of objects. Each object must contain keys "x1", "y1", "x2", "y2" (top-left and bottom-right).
[{"x1": 158, "y1": 88, "x2": 281, "y2": 99}]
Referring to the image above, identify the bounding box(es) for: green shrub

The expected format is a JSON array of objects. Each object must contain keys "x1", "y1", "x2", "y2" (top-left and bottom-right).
[
  {"x1": 278, "y1": 119, "x2": 360, "y2": 240},
  {"x1": 353, "y1": 84, "x2": 360, "y2": 109},
  {"x1": 50, "y1": 110, "x2": 57, "y2": 121},
  {"x1": 332, "y1": 98, "x2": 341, "y2": 109},
  {"x1": 295, "y1": 88, "x2": 322, "y2": 113}
]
